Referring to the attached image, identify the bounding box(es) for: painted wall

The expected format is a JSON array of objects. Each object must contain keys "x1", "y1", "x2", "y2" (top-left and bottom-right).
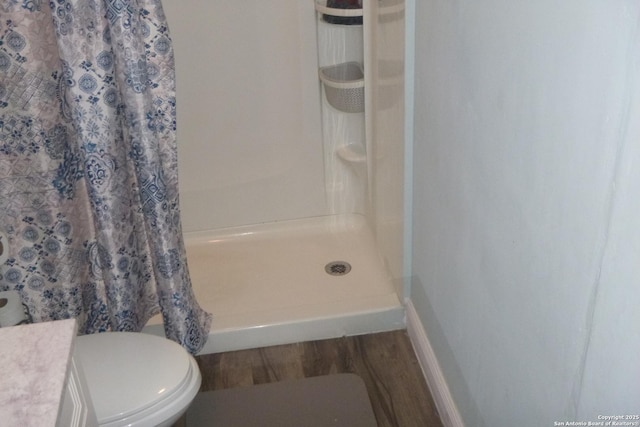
[
  {"x1": 411, "y1": 1, "x2": 640, "y2": 425},
  {"x1": 163, "y1": 0, "x2": 327, "y2": 231}
]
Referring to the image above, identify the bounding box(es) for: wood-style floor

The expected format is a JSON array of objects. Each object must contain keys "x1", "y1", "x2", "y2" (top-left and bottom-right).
[{"x1": 191, "y1": 330, "x2": 444, "y2": 427}]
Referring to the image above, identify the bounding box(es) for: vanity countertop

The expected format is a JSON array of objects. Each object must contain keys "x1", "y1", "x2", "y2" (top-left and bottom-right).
[{"x1": 0, "y1": 318, "x2": 77, "y2": 427}]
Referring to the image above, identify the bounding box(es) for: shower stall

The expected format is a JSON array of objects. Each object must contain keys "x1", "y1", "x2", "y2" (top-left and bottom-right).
[{"x1": 145, "y1": 0, "x2": 407, "y2": 354}]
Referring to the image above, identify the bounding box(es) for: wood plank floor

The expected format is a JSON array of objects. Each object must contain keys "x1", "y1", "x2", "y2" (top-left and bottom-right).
[{"x1": 191, "y1": 330, "x2": 444, "y2": 427}]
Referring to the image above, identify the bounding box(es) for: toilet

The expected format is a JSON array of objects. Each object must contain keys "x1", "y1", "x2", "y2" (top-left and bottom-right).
[{"x1": 74, "y1": 331, "x2": 201, "y2": 427}]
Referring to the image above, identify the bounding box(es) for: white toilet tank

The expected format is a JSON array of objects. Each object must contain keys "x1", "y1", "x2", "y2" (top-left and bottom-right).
[{"x1": 75, "y1": 332, "x2": 201, "y2": 427}]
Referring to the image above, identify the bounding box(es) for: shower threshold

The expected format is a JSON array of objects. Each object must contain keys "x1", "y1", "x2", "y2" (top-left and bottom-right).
[{"x1": 143, "y1": 214, "x2": 404, "y2": 354}]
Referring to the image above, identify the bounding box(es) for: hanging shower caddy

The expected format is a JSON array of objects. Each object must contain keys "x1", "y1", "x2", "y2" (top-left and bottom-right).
[
  {"x1": 315, "y1": 0, "x2": 368, "y2": 214},
  {"x1": 315, "y1": 0, "x2": 365, "y2": 113}
]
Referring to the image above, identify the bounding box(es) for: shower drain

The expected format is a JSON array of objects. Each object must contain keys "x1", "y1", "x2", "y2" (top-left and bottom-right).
[{"x1": 325, "y1": 261, "x2": 352, "y2": 276}]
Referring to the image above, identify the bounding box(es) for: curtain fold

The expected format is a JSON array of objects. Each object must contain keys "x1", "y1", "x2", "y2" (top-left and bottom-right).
[{"x1": 0, "y1": 0, "x2": 211, "y2": 354}]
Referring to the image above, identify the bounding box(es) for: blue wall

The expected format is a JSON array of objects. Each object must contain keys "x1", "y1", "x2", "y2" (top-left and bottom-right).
[{"x1": 410, "y1": 1, "x2": 640, "y2": 425}]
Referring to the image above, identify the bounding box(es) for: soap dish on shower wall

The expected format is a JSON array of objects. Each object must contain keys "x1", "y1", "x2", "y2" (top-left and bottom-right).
[{"x1": 319, "y1": 62, "x2": 365, "y2": 113}]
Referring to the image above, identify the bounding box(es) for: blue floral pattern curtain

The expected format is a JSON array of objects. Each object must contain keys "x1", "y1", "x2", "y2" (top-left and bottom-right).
[{"x1": 0, "y1": 0, "x2": 211, "y2": 354}]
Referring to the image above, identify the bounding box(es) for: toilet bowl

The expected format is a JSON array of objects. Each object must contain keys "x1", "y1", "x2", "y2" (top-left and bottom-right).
[{"x1": 74, "y1": 331, "x2": 201, "y2": 427}]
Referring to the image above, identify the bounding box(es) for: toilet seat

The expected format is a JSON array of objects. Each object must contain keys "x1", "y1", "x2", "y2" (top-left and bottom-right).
[{"x1": 75, "y1": 331, "x2": 201, "y2": 427}]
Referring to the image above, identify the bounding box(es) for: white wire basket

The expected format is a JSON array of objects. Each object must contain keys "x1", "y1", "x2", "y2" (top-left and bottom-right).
[{"x1": 319, "y1": 61, "x2": 365, "y2": 113}]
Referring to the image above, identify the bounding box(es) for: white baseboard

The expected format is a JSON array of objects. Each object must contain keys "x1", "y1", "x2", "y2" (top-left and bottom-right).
[{"x1": 406, "y1": 300, "x2": 465, "y2": 427}]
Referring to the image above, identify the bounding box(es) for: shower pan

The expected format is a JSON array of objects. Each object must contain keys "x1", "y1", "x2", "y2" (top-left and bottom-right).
[{"x1": 145, "y1": 0, "x2": 407, "y2": 354}]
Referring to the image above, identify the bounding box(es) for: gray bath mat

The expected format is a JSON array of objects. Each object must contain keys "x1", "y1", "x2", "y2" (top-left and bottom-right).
[{"x1": 186, "y1": 373, "x2": 377, "y2": 426}]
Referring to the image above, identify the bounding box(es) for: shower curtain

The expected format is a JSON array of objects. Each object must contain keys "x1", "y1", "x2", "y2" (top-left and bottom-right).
[{"x1": 0, "y1": 0, "x2": 211, "y2": 353}]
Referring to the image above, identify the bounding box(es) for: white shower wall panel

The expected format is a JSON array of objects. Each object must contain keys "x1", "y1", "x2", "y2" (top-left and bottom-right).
[
  {"x1": 369, "y1": 0, "x2": 407, "y2": 297},
  {"x1": 163, "y1": 0, "x2": 328, "y2": 231}
]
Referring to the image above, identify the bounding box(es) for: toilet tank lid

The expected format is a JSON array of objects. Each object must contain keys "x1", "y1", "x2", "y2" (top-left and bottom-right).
[{"x1": 75, "y1": 331, "x2": 196, "y2": 423}]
